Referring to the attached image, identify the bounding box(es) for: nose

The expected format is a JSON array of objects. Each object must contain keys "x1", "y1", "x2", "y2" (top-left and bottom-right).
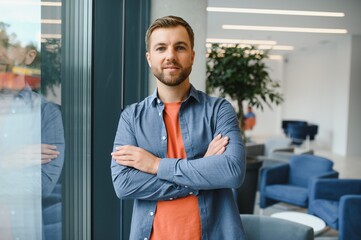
[{"x1": 165, "y1": 48, "x2": 176, "y2": 62}]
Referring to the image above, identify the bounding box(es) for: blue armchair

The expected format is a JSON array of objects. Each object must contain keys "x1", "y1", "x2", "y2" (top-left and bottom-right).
[
  {"x1": 281, "y1": 120, "x2": 308, "y2": 136},
  {"x1": 308, "y1": 179, "x2": 361, "y2": 240},
  {"x1": 259, "y1": 155, "x2": 339, "y2": 209}
]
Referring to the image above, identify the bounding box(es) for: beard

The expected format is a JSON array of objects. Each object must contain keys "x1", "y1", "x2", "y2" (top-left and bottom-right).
[{"x1": 152, "y1": 61, "x2": 192, "y2": 87}]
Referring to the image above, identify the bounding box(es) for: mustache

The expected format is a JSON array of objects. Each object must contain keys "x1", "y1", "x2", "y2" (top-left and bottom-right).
[{"x1": 163, "y1": 61, "x2": 182, "y2": 68}]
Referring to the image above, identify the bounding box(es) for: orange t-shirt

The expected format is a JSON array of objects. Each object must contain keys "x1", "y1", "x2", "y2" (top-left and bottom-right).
[{"x1": 150, "y1": 102, "x2": 201, "y2": 240}]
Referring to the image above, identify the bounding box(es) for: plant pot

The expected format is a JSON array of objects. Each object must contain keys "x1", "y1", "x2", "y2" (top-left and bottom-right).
[{"x1": 235, "y1": 157, "x2": 263, "y2": 214}]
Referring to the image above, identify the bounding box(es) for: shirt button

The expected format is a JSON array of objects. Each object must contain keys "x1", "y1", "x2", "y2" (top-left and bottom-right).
[
  {"x1": 184, "y1": 186, "x2": 188, "y2": 188},
  {"x1": 169, "y1": 198, "x2": 173, "y2": 200},
  {"x1": 149, "y1": 211, "x2": 154, "y2": 216},
  {"x1": 157, "y1": 99, "x2": 161, "y2": 104},
  {"x1": 144, "y1": 238, "x2": 148, "y2": 240},
  {"x1": 189, "y1": 192, "x2": 193, "y2": 195},
  {"x1": 158, "y1": 112, "x2": 161, "y2": 116},
  {"x1": 162, "y1": 136, "x2": 166, "y2": 141}
]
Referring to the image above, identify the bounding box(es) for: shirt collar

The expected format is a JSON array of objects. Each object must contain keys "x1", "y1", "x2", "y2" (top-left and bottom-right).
[
  {"x1": 17, "y1": 83, "x2": 33, "y2": 101},
  {"x1": 149, "y1": 84, "x2": 200, "y2": 107}
]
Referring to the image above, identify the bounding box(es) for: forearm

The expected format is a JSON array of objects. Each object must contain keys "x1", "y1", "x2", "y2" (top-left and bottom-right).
[
  {"x1": 41, "y1": 102, "x2": 65, "y2": 197},
  {"x1": 157, "y1": 155, "x2": 244, "y2": 190},
  {"x1": 111, "y1": 108, "x2": 199, "y2": 200},
  {"x1": 41, "y1": 143, "x2": 65, "y2": 197},
  {"x1": 157, "y1": 134, "x2": 246, "y2": 190},
  {"x1": 111, "y1": 161, "x2": 197, "y2": 201}
]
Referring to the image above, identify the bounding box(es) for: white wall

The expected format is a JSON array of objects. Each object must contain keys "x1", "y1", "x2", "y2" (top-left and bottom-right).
[
  {"x1": 250, "y1": 59, "x2": 284, "y2": 137},
  {"x1": 148, "y1": 0, "x2": 207, "y2": 93},
  {"x1": 332, "y1": 37, "x2": 352, "y2": 155},
  {"x1": 346, "y1": 35, "x2": 361, "y2": 156},
  {"x1": 283, "y1": 36, "x2": 352, "y2": 153}
]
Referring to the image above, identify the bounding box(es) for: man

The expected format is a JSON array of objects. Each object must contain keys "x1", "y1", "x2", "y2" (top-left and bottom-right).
[
  {"x1": 0, "y1": 38, "x2": 64, "y2": 239},
  {"x1": 244, "y1": 106, "x2": 256, "y2": 130},
  {"x1": 111, "y1": 15, "x2": 246, "y2": 239}
]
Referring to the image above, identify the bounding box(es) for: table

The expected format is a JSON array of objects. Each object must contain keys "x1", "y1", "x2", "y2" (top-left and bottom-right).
[{"x1": 271, "y1": 211, "x2": 326, "y2": 235}]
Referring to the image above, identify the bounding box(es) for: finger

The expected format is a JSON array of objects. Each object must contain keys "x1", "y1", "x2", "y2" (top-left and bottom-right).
[
  {"x1": 112, "y1": 154, "x2": 134, "y2": 162},
  {"x1": 111, "y1": 150, "x2": 128, "y2": 157},
  {"x1": 215, "y1": 146, "x2": 226, "y2": 155},
  {"x1": 42, "y1": 154, "x2": 58, "y2": 160},
  {"x1": 112, "y1": 147, "x2": 139, "y2": 158},
  {"x1": 115, "y1": 159, "x2": 135, "y2": 167},
  {"x1": 41, "y1": 159, "x2": 52, "y2": 164},
  {"x1": 211, "y1": 137, "x2": 228, "y2": 152},
  {"x1": 41, "y1": 144, "x2": 59, "y2": 154},
  {"x1": 42, "y1": 149, "x2": 60, "y2": 155},
  {"x1": 210, "y1": 134, "x2": 222, "y2": 144}
]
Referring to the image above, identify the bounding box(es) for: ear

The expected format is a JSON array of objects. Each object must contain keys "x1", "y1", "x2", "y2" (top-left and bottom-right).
[
  {"x1": 146, "y1": 52, "x2": 151, "y2": 67},
  {"x1": 191, "y1": 50, "x2": 195, "y2": 64},
  {"x1": 24, "y1": 49, "x2": 37, "y2": 65}
]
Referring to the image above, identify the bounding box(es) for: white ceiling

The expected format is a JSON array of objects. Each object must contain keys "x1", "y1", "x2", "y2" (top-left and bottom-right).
[{"x1": 207, "y1": 0, "x2": 361, "y2": 56}]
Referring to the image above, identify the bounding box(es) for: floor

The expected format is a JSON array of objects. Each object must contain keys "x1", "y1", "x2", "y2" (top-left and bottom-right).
[{"x1": 250, "y1": 135, "x2": 361, "y2": 240}]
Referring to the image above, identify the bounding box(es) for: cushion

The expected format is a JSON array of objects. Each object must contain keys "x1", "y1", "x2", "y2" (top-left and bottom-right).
[{"x1": 265, "y1": 185, "x2": 308, "y2": 207}]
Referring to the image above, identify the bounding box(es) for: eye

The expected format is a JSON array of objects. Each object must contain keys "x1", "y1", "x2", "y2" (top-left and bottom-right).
[
  {"x1": 176, "y1": 46, "x2": 186, "y2": 51},
  {"x1": 155, "y1": 46, "x2": 165, "y2": 52}
]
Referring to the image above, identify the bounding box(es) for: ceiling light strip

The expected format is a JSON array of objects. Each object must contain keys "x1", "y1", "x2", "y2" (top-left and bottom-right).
[
  {"x1": 0, "y1": 1, "x2": 61, "y2": 6},
  {"x1": 206, "y1": 38, "x2": 277, "y2": 45},
  {"x1": 259, "y1": 45, "x2": 294, "y2": 50},
  {"x1": 41, "y1": 1, "x2": 62, "y2": 6},
  {"x1": 223, "y1": 25, "x2": 348, "y2": 34},
  {"x1": 41, "y1": 34, "x2": 62, "y2": 39},
  {"x1": 268, "y1": 55, "x2": 283, "y2": 60},
  {"x1": 206, "y1": 43, "x2": 294, "y2": 51},
  {"x1": 207, "y1": 7, "x2": 344, "y2": 17},
  {"x1": 41, "y1": 19, "x2": 62, "y2": 24}
]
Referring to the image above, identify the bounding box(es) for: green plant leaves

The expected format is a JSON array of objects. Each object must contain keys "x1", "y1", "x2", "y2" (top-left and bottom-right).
[
  {"x1": 206, "y1": 43, "x2": 283, "y2": 110},
  {"x1": 206, "y1": 43, "x2": 284, "y2": 139}
]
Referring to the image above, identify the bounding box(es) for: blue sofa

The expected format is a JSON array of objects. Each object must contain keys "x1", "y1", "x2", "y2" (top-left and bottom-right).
[
  {"x1": 308, "y1": 178, "x2": 361, "y2": 240},
  {"x1": 259, "y1": 155, "x2": 338, "y2": 209}
]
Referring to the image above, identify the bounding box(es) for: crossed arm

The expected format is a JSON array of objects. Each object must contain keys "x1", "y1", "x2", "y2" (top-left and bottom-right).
[
  {"x1": 111, "y1": 134, "x2": 229, "y2": 174},
  {"x1": 111, "y1": 101, "x2": 245, "y2": 201}
]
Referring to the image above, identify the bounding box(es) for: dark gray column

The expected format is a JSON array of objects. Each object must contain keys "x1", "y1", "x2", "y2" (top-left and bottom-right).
[{"x1": 62, "y1": 0, "x2": 92, "y2": 239}]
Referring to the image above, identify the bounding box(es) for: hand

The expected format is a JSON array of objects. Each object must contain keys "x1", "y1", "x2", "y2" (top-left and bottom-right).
[
  {"x1": 41, "y1": 144, "x2": 60, "y2": 164},
  {"x1": 204, "y1": 134, "x2": 229, "y2": 157},
  {"x1": 111, "y1": 145, "x2": 161, "y2": 174},
  {"x1": 1, "y1": 144, "x2": 57, "y2": 170}
]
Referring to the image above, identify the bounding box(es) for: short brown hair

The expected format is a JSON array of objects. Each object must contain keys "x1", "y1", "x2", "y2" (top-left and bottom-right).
[{"x1": 145, "y1": 15, "x2": 194, "y2": 51}]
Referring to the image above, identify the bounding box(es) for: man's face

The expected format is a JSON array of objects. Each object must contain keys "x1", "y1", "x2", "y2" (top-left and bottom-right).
[
  {"x1": 146, "y1": 26, "x2": 195, "y2": 87},
  {"x1": 0, "y1": 44, "x2": 29, "y2": 93}
]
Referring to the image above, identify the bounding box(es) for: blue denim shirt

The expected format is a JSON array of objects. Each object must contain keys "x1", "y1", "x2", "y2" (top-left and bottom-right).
[
  {"x1": 0, "y1": 85, "x2": 64, "y2": 239},
  {"x1": 111, "y1": 85, "x2": 246, "y2": 240}
]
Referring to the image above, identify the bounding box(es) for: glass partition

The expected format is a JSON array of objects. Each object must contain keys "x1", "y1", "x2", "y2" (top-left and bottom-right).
[{"x1": 0, "y1": 1, "x2": 63, "y2": 239}]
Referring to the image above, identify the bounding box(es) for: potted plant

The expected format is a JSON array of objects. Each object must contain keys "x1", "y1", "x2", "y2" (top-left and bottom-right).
[
  {"x1": 206, "y1": 43, "x2": 284, "y2": 214},
  {"x1": 206, "y1": 43, "x2": 283, "y2": 136}
]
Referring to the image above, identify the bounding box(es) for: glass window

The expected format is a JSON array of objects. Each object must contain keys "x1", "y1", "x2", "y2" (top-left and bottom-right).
[{"x1": 0, "y1": 1, "x2": 63, "y2": 239}]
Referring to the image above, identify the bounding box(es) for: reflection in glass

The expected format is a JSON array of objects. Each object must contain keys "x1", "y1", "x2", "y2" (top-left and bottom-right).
[{"x1": 0, "y1": 1, "x2": 63, "y2": 239}]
